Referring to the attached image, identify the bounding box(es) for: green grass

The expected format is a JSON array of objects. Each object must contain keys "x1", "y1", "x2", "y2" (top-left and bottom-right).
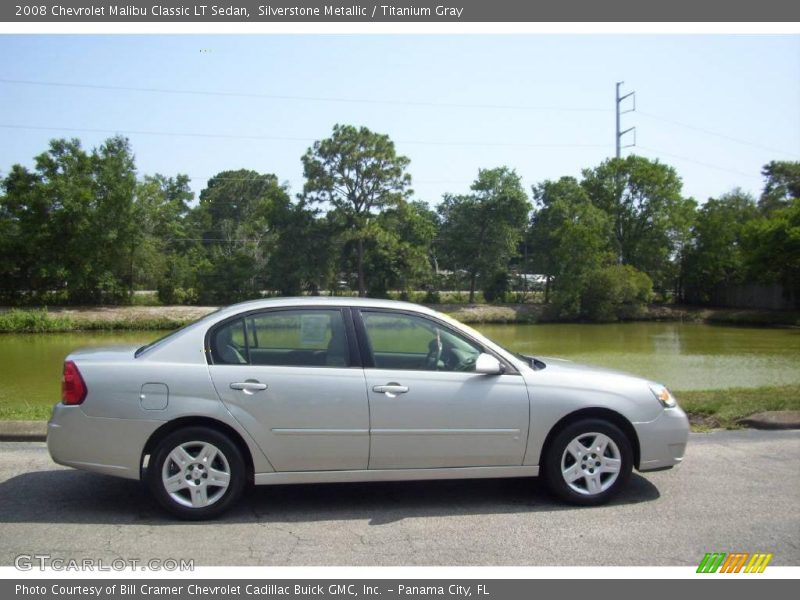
[
  {"x1": 676, "y1": 385, "x2": 800, "y2": 430},
  {"x1": 0, "y1": 309, "x2": 76, "y2": 333},
  {"x1": 2, "y1": 303, "x2": 799, "y2": 332},
  {"x1": 0, "y1": 403, "x2": 52, "y2": 421},
  {"x1": 0, "y1": 309, "x2": 194, "y2": 333}
]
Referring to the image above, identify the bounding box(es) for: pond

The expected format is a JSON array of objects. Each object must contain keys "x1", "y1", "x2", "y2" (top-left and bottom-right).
[{"x1": 1, "y1": 322, "x2": 799, "y2": 418}]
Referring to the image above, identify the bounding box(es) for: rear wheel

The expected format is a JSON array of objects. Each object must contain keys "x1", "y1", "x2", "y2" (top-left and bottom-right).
[
  {"x1": 148, "y1": 426, "x2": 245, "y2": 520},
  {"x1": 543, "y1": 419, "x2": 632, "y2": 506}
]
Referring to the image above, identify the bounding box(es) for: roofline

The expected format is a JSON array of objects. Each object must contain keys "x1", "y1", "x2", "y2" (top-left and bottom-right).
[{"x1": 215, "y1": 296, "x2": 437, "y2": 315}]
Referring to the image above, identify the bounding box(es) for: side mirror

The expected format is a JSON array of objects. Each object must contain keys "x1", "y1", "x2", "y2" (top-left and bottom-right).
[{"x1": 475, "y1": 353, "x2": 505, "y2": 375}]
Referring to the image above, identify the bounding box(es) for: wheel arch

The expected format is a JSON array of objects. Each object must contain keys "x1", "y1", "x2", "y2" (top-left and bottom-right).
[
  {"x1": 140, "y1": 416, "x2": 255, "y2": 483},
  {"x1": 540, "y1": 407, "x2": 641, "y2": 470}
]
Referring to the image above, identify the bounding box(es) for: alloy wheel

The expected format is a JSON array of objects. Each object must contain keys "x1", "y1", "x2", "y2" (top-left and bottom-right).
[
  {"x1": 161, "y1": 441, "x2": 231, "y2": 508},
  {"x1": 560, "y1": 432, "x2": 622, "y2": 496}
]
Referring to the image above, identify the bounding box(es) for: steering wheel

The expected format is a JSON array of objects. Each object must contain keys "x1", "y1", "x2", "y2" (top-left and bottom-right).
[
  {"x1": 425, "y1": 337, "x2": 442, "y2": 371},
  {"x1": 454, "y1": 353, "x2": 478, "y2": 372}
]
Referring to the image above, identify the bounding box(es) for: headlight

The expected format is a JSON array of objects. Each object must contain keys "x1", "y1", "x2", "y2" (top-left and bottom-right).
[{"x1": 650, "y1": 384, "x2": 677, "y2": 408}]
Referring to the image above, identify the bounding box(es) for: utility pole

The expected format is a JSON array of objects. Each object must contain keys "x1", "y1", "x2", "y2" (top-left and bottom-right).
[{"x1": 615, "y1": 81, "x2": 636, "y2": 158}]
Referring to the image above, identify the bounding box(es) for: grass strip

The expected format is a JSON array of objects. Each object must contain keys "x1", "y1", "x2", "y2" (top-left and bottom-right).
[
  {"x1": 676, "y1": 385, "x2": 800, "y2": 430},
  {"x1": 1, "y1": 305, "x2": 799, "y2": 331},
  {"x1": 0, "y1": 309, "x2": 195, "y2": 333}
]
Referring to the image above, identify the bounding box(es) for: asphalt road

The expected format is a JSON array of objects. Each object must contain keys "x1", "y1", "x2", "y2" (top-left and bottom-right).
[{"x1": 0, "y1": 430, "x2": 798, "y2": 566}]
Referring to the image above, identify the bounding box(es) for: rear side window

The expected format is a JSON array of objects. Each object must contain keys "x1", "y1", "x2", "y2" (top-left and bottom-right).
[
  {"x1": 209, "y1": 310, "x2": 350, "y2": 368},
  {"x1": 210, "y1": 319, "x2": 248, "y2": 365}
]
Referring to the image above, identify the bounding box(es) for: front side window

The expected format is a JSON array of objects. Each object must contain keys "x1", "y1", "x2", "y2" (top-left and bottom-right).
[
  {"x1": 361, "y1": 311, "x2": 482, "y2": 372},
  {"x1": 211, "y1": 309, "x2": 351, "y2": 368}
]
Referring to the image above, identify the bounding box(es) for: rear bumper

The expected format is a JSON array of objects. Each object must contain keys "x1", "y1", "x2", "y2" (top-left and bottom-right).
[
  {"x1": 47, "y1": 403, "x2": 162, "y2": 480},
  {"x1": 634, "y1": 406, "x2": 690, "y2": 472}
]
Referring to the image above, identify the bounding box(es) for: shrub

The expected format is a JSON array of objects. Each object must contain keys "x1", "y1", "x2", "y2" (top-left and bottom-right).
[
  {"x1": 423, "y1": 289, "x2": 441, "y2": 304},
  {"x1": 158, "y1": 284, "x2": 198, "y2": 305},
  {"x1": 580, "y1": 265, "x2": 653, "y2": 322},
  {"x1": 0, "y1": 309, "x2": 75, "y2": 333},
  {"x1": 131, "y1": 291, "x2": 161, "y2": 306},
  {"x1": 482, "y1": 272, "x2": 511, "y2": 304}
]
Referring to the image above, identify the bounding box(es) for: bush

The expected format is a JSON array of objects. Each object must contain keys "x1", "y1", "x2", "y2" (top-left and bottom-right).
[
  {"x1": 131, "y1": 291, "x2": 161, "y2": 306},
  {"x1": 482, "y1": 272, "x2": 511, "y2": 303},
  {"x1": 158, "y1": 284, "x2": 199, "y2": 305},
  {"x1": 0, "y1": 309, "x2": 75, "y2": 333},
  {"x1": 580, "y1": 265, "x2": 653, "y2": 321},
  {"x1": 423, "y1": 289, "x2": 441, "y2": 304}
]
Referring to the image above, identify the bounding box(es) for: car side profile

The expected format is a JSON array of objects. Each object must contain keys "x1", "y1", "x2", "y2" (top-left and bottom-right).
[{"x1": 48, "y1": 297, "x2": 689, "y2": 519}]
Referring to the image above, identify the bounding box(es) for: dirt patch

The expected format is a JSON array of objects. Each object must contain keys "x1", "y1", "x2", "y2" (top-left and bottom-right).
[{"x1": 688, "y1": 413, "x2": 722, "y2": 429}]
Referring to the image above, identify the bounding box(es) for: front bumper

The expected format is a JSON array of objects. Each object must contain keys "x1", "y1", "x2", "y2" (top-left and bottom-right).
[
  {"x1": 633, "y1": 406, "x2": 690, "y2": 472},
  {"x1": 47, "y1": 403, "x2": 163, "y2": 480}
]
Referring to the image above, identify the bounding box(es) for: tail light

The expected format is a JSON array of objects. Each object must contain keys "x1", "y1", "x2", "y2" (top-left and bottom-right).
[{"x1": 62, "y1": 360, "x2": 87, "y2": 405}]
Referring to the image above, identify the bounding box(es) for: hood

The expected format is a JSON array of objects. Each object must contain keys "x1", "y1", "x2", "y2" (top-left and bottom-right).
[
  {"x1": 533, "y1": 355, "x2": 640, "y2": 378},
  {"x1": 524, "y1": 354, "x2": 659, "y2": 391}
]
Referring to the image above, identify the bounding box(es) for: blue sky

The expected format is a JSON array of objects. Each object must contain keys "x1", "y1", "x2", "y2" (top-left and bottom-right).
[{"x1": 1, "y1": 35, "x2": 798, "y2": 206}]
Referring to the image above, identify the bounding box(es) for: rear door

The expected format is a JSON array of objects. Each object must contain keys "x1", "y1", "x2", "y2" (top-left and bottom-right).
[
  {"x1": 207, "y1": 307, "x2": 369, "y2": 472},
  {"x1": 356, "y1": 309, "x2": 530, "y2": 470}
]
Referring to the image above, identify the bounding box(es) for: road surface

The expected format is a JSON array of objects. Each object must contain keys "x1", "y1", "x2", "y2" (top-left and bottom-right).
[{"x1": 0, "y1": 430, "x2": 797, "y2": 566}]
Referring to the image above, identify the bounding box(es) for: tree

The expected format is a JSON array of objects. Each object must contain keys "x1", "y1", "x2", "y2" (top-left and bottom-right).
[
  {"x1": 301, "y1": 124, "x2": 412, "y2": 297},
  {"x1": 0, "y1": 162, "x2": 56, "y2": 302},
  {"x1": 0, "y1": 136, "x2": 140, "y2": 304},
  {"x1": 581, "y1": 156, "x2": 695, "y2": 295},
  {"x1": 528, "y1": 177, "x2": 613, "y2": 315},
  {"x1": 134, "y1": 174, "x2": 194, "y2": 301},
  {"x1": 87, "y1": 137, "x2": 152, "y2": 302},
  {"x1": 267, "y1": 200, "x2": 338, "y2": 296},
  {"x1": 363, "y1": 200, "x2": 436, "y2": 297},
  {"x1": 437, "y1": 168, "x2": 530, "y2": 303},
  {"x1": 759, "y1": 160, "x2": 800, "y2": 214},
  {"x1": 742, "y1": 198, "x2": 800, "y2": 306},
  {"x1": 681, "y1": 189, "x2": 759, "y2": 303},
  {"x1": 192, "y1": 170, "x2": 291, "y2": 304}
]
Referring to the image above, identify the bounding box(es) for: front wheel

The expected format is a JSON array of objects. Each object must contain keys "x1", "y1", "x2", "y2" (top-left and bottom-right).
[
  {"x1": 148, "y1": 426, "x2": 245, "y2": 520},
  {"x1": 543, "y1": 419, "x2": 633, "y2": 506}
]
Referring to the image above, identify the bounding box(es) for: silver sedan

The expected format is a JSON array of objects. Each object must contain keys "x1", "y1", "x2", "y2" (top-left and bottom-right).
[{"x1": 48, "y1": 298, "x2": 689, "y2": 519}]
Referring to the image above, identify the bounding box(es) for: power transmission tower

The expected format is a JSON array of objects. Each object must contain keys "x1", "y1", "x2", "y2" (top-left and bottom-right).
[{"x1": 615, "y1": 82, "x2": 636, "y2": 158}]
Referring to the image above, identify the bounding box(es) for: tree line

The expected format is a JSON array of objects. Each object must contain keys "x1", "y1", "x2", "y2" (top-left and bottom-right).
[{"x1": 1, "y1": 124, "x2": 798, "y2": 318}]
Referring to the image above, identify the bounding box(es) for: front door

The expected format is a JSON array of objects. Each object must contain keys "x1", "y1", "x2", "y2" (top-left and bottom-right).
[
  {"x1": 356, "y1": 310, "x2": 530, "y2": 470},
  {"x1": 207, "y1": 308, "x2": 369, "y2": 472}
]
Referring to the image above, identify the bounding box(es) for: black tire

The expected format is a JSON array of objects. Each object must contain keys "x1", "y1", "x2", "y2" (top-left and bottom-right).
[
  {"x1": 543, "y1": 419, "x2": 633, "y2": 506},
  {"x1": 148, "y1": 426, "x2": 245, "y2": 520}
]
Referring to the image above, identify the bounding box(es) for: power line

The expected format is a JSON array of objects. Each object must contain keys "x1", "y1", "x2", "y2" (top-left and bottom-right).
[
  {"x1": 3, "y1": 78, "x2": 796, "y2": 156},
  {"x1": 637, "y1": 145, "x2": 761, "y2": 180},
  {"x1": 0, "y1": 77, "x2": 612, "y2": 113},
  {"x1": 638, "y1": 110, "x2": 799, "y2": 158},
  {"x1": 0, "y1": 123, "x2": 609, "y2": 149}
]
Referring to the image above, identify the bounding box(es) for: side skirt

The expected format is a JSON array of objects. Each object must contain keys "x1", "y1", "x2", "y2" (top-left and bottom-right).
[{"x1": 254, "y1": 465, "x2": 539, "y2": 486}]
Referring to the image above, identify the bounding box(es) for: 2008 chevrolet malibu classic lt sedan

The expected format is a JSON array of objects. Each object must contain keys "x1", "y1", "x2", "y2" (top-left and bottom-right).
[{"x1": 48, "y1": 297, "x2": 689, "y2": 519}]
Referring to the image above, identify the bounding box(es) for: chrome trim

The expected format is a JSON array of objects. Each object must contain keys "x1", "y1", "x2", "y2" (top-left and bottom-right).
[
  {"x1": 372, "y1": 428, "x2": 520, "y2": 436},
  {"x1": 270, "y1": 428, "x2": 369, "y2": 436}
]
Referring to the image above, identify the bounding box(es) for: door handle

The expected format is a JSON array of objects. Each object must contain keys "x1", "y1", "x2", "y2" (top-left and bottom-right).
[
  {"x1": 372, "y1": 383, "x2": 409, "y2": 397},
  {"x1": 230, "y1": 381, "x2": 268, "y2": 394}
]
